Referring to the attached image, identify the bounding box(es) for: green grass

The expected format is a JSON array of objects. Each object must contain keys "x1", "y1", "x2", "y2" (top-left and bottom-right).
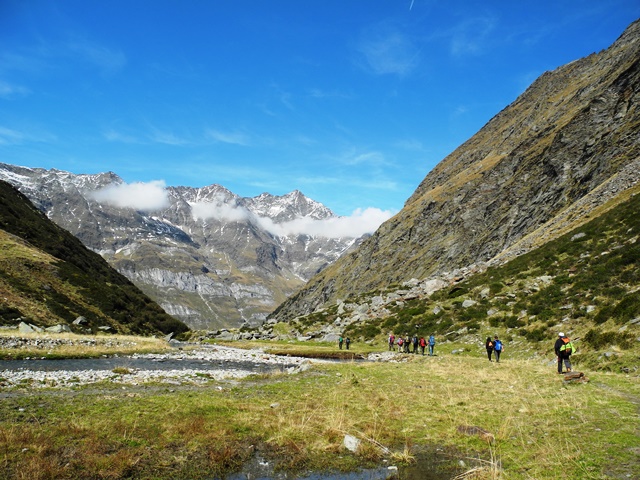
[{"x1": 0, "y1": 352, "x2": 638, "y2": 479}]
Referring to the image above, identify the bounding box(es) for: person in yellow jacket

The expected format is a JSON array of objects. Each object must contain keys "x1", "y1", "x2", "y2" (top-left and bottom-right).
[{"x1": 555, "y1": 332, "x2": 574, "y2": 373}]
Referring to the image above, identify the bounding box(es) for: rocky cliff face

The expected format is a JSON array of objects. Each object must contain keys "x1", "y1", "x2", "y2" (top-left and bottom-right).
[
  {"x1": 271, "y1": 19, "x2": 640, "y2": 322},
  {"x1": 0, "y1": 166, "x2": 360, "y2": 329}
]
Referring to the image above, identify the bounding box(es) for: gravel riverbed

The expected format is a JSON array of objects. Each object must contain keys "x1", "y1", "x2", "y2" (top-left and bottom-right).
[{"x1": 0, "y1": 344, "x2": 314, "y2": 389}]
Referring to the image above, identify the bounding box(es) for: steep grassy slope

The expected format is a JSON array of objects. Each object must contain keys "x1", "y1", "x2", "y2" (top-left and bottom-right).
[
  {"x1": 271, "y1": 19, "x2": 640, "y2": 321},
  {"x1": 0, "y1": 181, "x2": 188, "y2": 335}
]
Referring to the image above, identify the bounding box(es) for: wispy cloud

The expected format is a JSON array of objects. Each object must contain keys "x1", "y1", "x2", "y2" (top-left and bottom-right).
[
  {"x1": 356, "y1": 25, "x2": 420, "y2": 76},
  {"x1": 103, "y1": 129, "x2": 140, "y2": 144},
  {"x1": 0, "y1": 80, "x2": 30, "y2": 98},
  {"x1": 66, "y1": 40, "x2": 126, "y2": 74},
  {"x1": 149, "y1": 129, "x2": 190, "y2": 146},
  {"x1": 332, "y1": 148, "x2": 391, "y2": 168},
  {"x1": 88, "y1": 180, "x2": 169, "y2": 212},
  {"x1": 394, "y1": 138, "x2": 426, "y2": 152},
  {"x1": 0, "y1": 125, "x2": 55, "y2": 145},
  {"x1": 450, "y1": 16, "x2": 497, "y2": 56},
  {"x1": 0, "y1": 126, "x2": 25, "y2": 145},
  {"x1": 190, "y1": 195, "x2": 393, "y2": 238},
  {"x1": 205, "y1": 128, "x2": 251, "y2": 146},
  {"x1": 308, "y1": 88, "x2": 353, "y2": 100}
]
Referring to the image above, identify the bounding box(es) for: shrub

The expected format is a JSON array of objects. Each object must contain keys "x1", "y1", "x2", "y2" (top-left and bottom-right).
[{"x1": 584, "y1": 329, "x2": 634, "y2": 349}]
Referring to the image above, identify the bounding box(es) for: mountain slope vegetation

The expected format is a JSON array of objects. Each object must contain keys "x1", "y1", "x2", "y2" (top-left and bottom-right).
[
  {"x1": 0, "y1": 180, "x2": 188, "y2": 336},
  {"x1": 276, "y1": 185, "x2": 640, "y2": 371}
]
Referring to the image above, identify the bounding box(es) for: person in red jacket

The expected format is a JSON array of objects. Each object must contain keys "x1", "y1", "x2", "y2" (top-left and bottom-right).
[{"x1": 419, "y1": 336, "x2": 426, "y2": 355}]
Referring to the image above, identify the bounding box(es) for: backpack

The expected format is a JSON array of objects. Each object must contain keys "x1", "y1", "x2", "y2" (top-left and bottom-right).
[
  {"x1": 398, "y1": 338, "x2": 403, "y2": 346},
  {"x1": 494, "y1": 340, "x2": 502, "y2": 351},
  {"x1": 561, "y1": 337, "x2": 573, "y2": 355},
  {"x1": 428, "y1": 335, "x2": 435, "y2": 346}
]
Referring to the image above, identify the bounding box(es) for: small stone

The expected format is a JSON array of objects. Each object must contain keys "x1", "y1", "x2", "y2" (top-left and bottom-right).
[{"x1": 343, "y1": 434, "x2": 360, "y2": 453}]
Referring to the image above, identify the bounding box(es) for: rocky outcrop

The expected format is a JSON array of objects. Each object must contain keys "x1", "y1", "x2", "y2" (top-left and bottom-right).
[
  {"x1": 271, "y1": 19, "x2": 640, "y2": 322},
  {"x1": 254, "y1": 265, "x2": 483, "y2": 342}
]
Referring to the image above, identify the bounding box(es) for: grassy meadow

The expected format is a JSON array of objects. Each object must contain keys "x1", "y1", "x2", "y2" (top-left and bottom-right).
[{"x1": 0, "y1": 338, "x2": 638, "y2": 479}]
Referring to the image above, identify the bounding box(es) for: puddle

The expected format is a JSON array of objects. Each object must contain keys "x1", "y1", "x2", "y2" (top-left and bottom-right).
[{"x1": 217, "y1": 449, "x2": 457, "y2": 480}]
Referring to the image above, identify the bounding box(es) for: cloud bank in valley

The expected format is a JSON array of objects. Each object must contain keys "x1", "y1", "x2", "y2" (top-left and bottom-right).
[
  {"x1": 88, "y1": 182, "x2": 393, "y2": 237},
  {"x1": 190, "y1": 198, "x2": 393, "y2": 238},
  {"x1": 88, "y1": 181, "x2": 170, "y2": 211}
]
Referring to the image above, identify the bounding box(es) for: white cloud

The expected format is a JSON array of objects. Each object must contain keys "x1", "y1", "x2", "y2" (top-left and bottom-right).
[
  {"x1": 191, "y1": 198, "x2": 393, "y2": 238},
  {"x1": 89, "y1": 181, "x2": 169, "y2": 212},
  {"x1": 258, "y1": 207, "x2": 393, "y2": 238},
  {"x1": 190, "y1": 195, "x2": 250, "y2": 223}
]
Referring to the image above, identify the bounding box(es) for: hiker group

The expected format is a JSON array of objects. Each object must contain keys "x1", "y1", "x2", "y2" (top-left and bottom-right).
[
  {"x1": 388, "y1": 333, "x2": 436, "y2": 356},
  {"x1": 341, "y1": 331, "x2": 574, "y2": 374}
]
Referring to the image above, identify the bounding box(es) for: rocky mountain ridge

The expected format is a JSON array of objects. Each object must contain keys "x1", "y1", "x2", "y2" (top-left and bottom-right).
[
  {"x1": 0, "y1": 165, "x2": 361, "y2": 330},
  {"x1": 270, "y1": 18, "x2": 640, "y2": 323}
]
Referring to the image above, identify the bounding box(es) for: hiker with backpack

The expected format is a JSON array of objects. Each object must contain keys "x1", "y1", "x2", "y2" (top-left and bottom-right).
[
  {"x1": 412, "y1": 335, "x2": 419, "y2": 354},
  {"x1": 338, "y1": 336, "x2": 344, "y2": 350},
  {"x1": 555, "y1": 332, "x2": 574, "y2": 373},
  {"x1": 419, "y1": 336, "x2": 426, "y2": 355},
  {"x1": 388, "y1": 333, "x2": 395, "y2": 351},
  {"x1": 493, "y1": 335, "x2": 503, "y2": 362},
  {"x1": 428, "y1": 334, "x2": 436, "y2": 356},
  {"x1": 397, "y1": 336, "x2": 404, "y2": 353},
  {"x1": 485, "y1": 336, "x2": 494, "y2": 361}
]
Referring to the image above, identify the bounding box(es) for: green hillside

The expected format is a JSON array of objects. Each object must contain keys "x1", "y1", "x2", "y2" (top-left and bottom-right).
[
  {"x1": 0, "y1": 180, "x2": 188, "y2": 336},
  {"x1": 294, "y1": 187, "x2": 640, "y2": 372}
]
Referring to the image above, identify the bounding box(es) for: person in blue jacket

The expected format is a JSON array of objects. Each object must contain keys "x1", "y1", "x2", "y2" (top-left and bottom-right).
[
  {"x1": 493, "y1": 335, "x2": 503, "y2": 362},
  {"x1": 428, "y1": 334, "x2": 436, "y2": 356}
]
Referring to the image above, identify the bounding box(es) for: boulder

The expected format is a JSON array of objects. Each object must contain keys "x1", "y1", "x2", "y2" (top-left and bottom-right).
[
  {"x1": 45, "y1": 324, "x2": 72, "y2": 333},
  {"x1": 18, "y1": 322, "x2": 35, "y2": 333}
]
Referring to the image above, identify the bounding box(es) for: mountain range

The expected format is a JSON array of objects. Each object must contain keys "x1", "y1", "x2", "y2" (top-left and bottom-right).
[{"x1": 0, "y1": 165, "x2": 362, "y2": 330}]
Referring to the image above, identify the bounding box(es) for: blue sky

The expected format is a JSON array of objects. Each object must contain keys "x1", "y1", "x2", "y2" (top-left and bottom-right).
[{"x1": 1, "y1": 1, "x2": 638, "y2": 227}]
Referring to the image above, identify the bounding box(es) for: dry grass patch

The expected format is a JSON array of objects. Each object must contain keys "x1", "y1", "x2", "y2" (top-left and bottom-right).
[{"x1": 0, "y1": 331, "x2": 172, "y2": 359}]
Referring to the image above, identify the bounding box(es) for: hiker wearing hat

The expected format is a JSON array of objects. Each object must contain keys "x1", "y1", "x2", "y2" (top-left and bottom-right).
[{"x1": 554, "y1": 332, "x2": 573, "y2": 374}]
